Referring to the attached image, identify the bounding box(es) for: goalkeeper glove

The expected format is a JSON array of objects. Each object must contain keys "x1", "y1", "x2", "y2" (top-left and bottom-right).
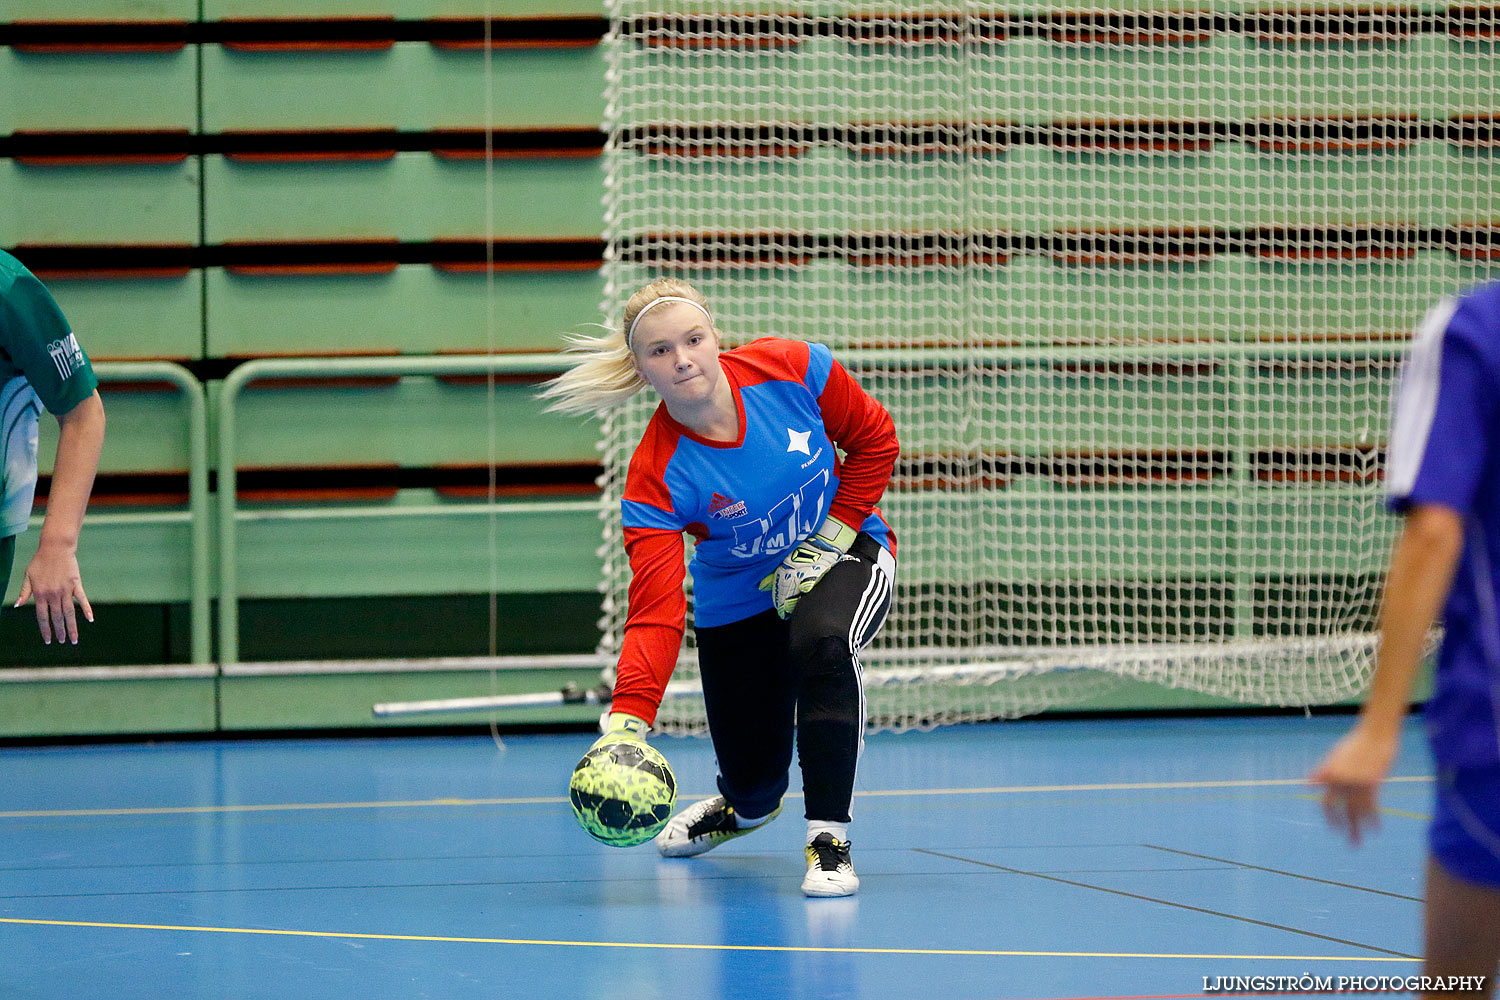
[
  {"x1": 758, "y1": 515, "x2": 857, "y2": 620},
  {"x1": 590, "y1": 711, "x2": 650, "y2": 751}
]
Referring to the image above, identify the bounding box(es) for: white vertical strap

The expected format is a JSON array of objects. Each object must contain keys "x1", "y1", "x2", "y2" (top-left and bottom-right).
[
  {"x1": 852, "y1": 546, "x2": 897, "y2": 652},
  {"x1": 844, "y1": 546, "x2": 896, "y2": 819},
  {"x1": 1387, "y1": 296, "x2": 1459, "y2": 500},
  {"x1": 845, "y1": 563, "x2": 880, "y2": 796}
]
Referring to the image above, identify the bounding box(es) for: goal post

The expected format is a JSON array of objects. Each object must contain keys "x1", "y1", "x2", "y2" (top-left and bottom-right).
[{"x1": 597, "y1": 3, "x2": 1496, "y2": 732}]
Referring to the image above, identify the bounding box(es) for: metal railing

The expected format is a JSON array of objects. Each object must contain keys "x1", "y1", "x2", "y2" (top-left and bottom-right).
[
  {"x1": 82, "y1": 343, "x2": 1410, "y2": 666},
  {"x1": 92, "y1": 362, "x2": 211, "y2": 664},
  {"x1": 215, "y1": 353, "x2": 576, "y2": 664}
]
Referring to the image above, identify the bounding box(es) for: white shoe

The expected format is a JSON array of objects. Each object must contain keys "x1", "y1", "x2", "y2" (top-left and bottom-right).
[
  {"x1": 801, "y1": 833, "x2": 859, "y2": 897},
  {"x1": 655, "y1": 795, "x2": 782, "y2": 858}
]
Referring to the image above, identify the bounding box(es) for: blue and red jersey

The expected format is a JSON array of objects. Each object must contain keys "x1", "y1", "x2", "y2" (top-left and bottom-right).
[
  {"x1": 612, "y1": 337, "x2": 899, "y2": 723},
  {"x1": 1387, "y1": 282, "x2": 1500, "y2": 767}
]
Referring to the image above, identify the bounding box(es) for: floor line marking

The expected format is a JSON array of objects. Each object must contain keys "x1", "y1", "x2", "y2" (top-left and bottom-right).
[
  {"x1": 852, "y1": 777, "x2": 1434, "y2": 797},
  {"x1": 913, "y1": 849, "x2": 1417, "y2": 959},
  {"x1": 0, "y1": 776, "x2": 1434, "y2": 820},
  {"x1": 0, "y1": 797, "x2": 560, "y2": 819},
  {"x1": 1377, "y1": 806, "x2": 1432, "y2": 820},
  {"x1": 1139, "y1": 844, "x2": 1424, "y2": 902},
  {"x1": 0, "y1": 917, "x2": 1421, "y2": 962},
  {"x1": 1290, "y1": 792, "x2": 1432, "y2": 822}
]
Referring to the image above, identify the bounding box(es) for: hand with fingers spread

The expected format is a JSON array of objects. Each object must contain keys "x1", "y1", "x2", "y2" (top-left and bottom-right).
[
  {"x1": 1308, "y1": 720, "x2": 1400, "y2": 846},
  {"x1": 15, "y1": 540, "x2": 93, "y2": 645},
  {"x1": 9, "y1": 388, "x2": 104, "y2": 645}
]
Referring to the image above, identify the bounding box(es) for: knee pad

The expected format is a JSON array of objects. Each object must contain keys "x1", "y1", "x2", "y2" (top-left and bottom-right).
[{"x1": 790, "y1": 633, "x2": 852, "y2": 678}]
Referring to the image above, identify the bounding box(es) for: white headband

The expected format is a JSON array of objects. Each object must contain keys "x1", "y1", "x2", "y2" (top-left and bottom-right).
[{"x1": 626, "y1": 296, "x2": 713, "y2": 348}]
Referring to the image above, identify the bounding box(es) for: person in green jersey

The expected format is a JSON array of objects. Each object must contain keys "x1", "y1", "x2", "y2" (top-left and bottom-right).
[{"x1": 1, "y1": 249, "x2": 105, "y2": 645}]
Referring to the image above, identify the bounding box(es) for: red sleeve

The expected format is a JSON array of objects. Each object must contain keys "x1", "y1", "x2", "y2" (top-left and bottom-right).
[
  {"x1": 611, "y1": 525, "x2": 686, "y2": 725},
  {"x1": 818, "y1": 358, "x2": 899, "y2": 528}
]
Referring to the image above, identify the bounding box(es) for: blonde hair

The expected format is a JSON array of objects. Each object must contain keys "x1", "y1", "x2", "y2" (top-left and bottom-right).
[{"x1": 539, "y1": 277, "x2": 714, "y2": 417}]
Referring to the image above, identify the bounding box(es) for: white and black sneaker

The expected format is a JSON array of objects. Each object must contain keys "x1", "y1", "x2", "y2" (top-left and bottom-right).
[
  {"x1": 655, "y1": 795, "x2": 782, "y2": 858},
  {"x1": 801, "y1": 833, "x2": 858, "y2": 897}
]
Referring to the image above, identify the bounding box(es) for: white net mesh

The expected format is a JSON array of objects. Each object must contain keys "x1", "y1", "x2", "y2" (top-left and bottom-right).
[{"x1": 597, "y1": 2, "x2": 1500, "y2": 733}]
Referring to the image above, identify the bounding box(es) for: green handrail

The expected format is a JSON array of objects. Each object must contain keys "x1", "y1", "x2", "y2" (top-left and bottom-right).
[
  {"x1": 212, "y1": 342, "x2": 1411, "y2": 664},
  {"x1": 839, "y1": 341, "x2": 1412, "y2": 367},
  {"x1": 215, "y1": 353, "x2": 574, "y2": 665},
  {"x1": 92, "y1": 362, "x2": 211, "y2": 664}
]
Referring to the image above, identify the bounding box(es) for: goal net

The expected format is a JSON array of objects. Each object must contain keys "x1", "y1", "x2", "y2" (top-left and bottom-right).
[{"x1": 596, "y1": 2, "x2": 1499, "y2": 732}]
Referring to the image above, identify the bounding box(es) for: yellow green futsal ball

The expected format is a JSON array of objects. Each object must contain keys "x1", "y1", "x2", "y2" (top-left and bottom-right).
[{"x1": 569, "y1": 739, "x2": 677, "y2": 847}]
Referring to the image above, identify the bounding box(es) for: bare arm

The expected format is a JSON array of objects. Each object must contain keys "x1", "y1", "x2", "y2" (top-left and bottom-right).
[
  {"x1": 15, "y1": 390, "x2": 105, "y2": 644},
  {"x1": 1309, "y1": 503, "x2": 1464, "y2": 844}
]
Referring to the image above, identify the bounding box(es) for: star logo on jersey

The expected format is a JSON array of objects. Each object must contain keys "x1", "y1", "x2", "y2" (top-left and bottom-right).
[
  {"x1": 708, "y1": 491, "x2": 748, "y2": 520},
  {"x1": 786, "y1": 428, "x2": 811, "y2": 455}
]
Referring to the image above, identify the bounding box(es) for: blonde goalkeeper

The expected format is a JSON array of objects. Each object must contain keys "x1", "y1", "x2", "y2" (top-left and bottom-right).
[{"x1": 543, "y1": 278, "x2": 899, "y2": 897}]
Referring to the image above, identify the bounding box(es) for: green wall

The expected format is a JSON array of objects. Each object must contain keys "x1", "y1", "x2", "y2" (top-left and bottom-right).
[{"x1": 4, "y1": 5, "x2": 1456, "y2": 735}]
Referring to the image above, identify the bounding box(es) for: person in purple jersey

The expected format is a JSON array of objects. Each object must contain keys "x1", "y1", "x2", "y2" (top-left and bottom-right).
[
  {"x1": 543, "y1": 277, "x2": 900, "y2": 896},
  {"x1": 1312, "y1": 282, "x2": 1500, "y2": 995}
]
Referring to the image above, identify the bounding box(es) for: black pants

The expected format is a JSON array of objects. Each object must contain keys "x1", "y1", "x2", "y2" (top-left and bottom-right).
[{"x1": 694, "y1": 533, "x2": 895, "y2": 824}]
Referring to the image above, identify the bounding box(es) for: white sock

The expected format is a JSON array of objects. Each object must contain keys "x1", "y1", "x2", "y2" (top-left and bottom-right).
[
  {"x1": 807, "y1": 821, "x2": 849, "y2": 843},
  {"x1": 733, "y1": 808, "x2": 774, "y2": 830}
]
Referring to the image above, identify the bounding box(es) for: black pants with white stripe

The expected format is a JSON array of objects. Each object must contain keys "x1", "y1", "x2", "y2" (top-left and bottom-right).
[{"x1": 695, "y1": 532, "x2": 895, "y2": 824}]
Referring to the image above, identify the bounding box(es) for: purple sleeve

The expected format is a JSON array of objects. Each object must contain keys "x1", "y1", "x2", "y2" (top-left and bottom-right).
[{"x1": 1387, "y1": 294, "x2": 1498, "y2": 517}]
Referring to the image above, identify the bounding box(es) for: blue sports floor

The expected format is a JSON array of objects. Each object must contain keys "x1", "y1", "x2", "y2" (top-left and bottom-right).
[{"x1": 0, "y1": 715, "x2": 1434, "y2": 1000}]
